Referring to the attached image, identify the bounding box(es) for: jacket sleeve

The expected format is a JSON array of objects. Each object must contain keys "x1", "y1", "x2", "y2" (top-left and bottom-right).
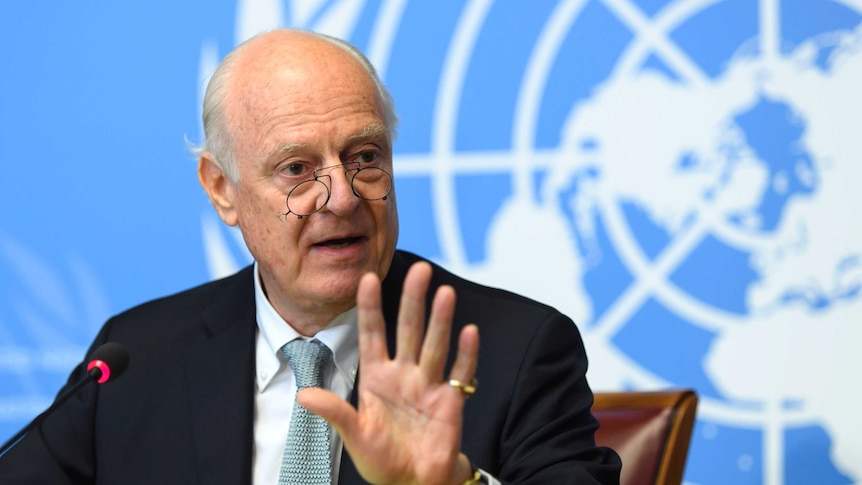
[{"x1": 494, "y1": 312, "x2": 621, "y2": 484}]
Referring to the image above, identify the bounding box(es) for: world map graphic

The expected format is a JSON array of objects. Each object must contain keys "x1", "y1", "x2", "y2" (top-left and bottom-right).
[{"x1": 1, "y1": 1, "x2": 860, "y2": 483}]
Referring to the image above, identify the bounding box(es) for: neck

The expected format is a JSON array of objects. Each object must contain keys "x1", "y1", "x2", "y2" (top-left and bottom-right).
[
  {"x1": 271, "y1": 295, "x2": 354, "y2": 336},
  {"x1": 262, "y1": 286, "x2": 353, "y2": 338}
]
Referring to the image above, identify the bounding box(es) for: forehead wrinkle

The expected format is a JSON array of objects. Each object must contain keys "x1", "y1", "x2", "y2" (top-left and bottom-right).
[
  {"x1": 248, "y1": 98, "x2": 379, "y2": 153},
  {"x1": 258, "y1": 120, "x2": 387, "y2": 163}
]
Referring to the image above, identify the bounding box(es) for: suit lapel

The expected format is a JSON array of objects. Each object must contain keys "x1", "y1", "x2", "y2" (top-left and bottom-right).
[{"x1": 186, "y1": 267, "x2": 257, "y2": 485}]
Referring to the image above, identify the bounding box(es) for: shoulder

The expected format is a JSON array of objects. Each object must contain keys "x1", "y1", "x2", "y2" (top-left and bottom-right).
[
  {"x1": 393, "y1": 249, "x2": 561, "y2": 313},
  {"x1": 119, "y1": 266, "x2": 253, "y2": 318},
  {"x1": 100, "y1": 266, "x2": 255, "y2": 342},
  {"x1": 390, "y1": 250, "x2": 576, "y2": 340}
]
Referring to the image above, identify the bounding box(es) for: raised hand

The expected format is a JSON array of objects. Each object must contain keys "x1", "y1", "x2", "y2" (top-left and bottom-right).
[{"x1": 298, "y1": 261, "x2": 480, "y2": 485}]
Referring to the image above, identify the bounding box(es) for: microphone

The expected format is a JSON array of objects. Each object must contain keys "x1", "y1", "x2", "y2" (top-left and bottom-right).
[
  {"x1": 84, "y1": 342, "x2": 130, "y2": 384},
  {"x1": 0, "y1": 342, "x2": 130, "y2": 458}
]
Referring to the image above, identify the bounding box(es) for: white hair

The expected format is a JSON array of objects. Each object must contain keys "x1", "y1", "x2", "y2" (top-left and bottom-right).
[{"x1": 194, "y1": 30, "x2": 398, "y2": 182}]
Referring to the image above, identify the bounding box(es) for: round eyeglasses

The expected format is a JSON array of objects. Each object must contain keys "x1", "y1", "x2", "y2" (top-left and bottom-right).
[{"x1": 277, "y1": 162, "x2": 393, "y2": 220}]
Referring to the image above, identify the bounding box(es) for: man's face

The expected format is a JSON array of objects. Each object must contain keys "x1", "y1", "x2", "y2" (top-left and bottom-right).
[{"x1": 202, "y1": 33, "x2": 399, "y2": 328}]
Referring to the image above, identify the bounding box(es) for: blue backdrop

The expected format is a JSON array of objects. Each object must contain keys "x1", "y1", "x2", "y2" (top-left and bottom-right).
[{"x1": 3, "y1": 1, "x2": 861, "y2": 483}]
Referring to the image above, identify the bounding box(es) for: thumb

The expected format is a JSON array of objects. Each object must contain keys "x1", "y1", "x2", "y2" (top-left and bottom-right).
[{"x1": 297, "y1": 387, "x2": 360, "y2": 440}]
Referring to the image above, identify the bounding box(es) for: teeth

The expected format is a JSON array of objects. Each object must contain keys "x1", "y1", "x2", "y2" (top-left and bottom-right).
[{"x1": 326, "y1": 240, "x2": 351, "y2": 248}]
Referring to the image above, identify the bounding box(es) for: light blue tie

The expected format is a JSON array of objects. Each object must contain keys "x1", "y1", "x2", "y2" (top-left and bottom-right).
[{"x1": 279, "y1": 339, "x2": 333, "y2": 485}]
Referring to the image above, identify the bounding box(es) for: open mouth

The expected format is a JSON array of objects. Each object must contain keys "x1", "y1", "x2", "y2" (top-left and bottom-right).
[{"x1": 315, "y1": 236, "x2": 363, "y2": 249}]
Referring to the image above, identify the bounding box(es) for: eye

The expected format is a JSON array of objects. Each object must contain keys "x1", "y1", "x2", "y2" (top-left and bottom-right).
[
  {"x1": 280, "y1": 162, "x2": 307, "y2": 177},
  {"x1": 355, "y1": 151, "x2": 379, "y2": 165}
]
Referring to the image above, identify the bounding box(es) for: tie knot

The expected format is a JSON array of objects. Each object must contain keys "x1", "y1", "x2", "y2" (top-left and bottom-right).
[{"x1": 282, "y1": 339, "x2": 331, "y2": 389}]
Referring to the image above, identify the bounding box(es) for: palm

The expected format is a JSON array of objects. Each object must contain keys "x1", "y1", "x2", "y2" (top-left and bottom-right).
[
  {"x1": 350, "y1": 365, "x2": 464, "y2": 483},
  {"x1": 299, "y1": 262, "x2": 479, "y2": 485}
]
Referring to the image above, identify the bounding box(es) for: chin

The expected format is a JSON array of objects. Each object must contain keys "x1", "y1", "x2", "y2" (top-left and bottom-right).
[{"x1": 316, "y1": 271, "x2": 364, "y2": 302}]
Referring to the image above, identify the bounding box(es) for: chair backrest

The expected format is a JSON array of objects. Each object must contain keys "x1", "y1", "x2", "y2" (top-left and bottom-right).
[{"x1": 592, "y1": 389, "x2": 698, "y2": 485}]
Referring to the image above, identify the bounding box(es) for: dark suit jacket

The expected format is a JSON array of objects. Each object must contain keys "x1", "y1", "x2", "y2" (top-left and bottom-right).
[{"x1": 0, "y1": 250, "x2": 620, "y2": 484}]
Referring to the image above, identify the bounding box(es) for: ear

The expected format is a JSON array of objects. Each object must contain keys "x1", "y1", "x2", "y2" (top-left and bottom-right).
[{"x1": 198, "y1": 152, "x2": 239, "y2": 226}]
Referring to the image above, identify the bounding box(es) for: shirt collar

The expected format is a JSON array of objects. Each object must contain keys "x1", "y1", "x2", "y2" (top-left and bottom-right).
[{"x1": 254, "y1": 263, "x2": 359, "y2": 392}]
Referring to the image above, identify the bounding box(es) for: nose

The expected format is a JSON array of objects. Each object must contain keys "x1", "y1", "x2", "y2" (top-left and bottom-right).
[{"x1": 321, "y1": 165, "x2": 361, "y2": 215}]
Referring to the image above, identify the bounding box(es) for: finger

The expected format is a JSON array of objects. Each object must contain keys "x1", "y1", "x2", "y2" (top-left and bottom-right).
[
  {"x1": 418, "y1": 284, "x2": 456, "y2": 381},
  {"x1": 297, "y1": 387, "x2": 360, "y2": 442},
  {"x1": 395, "y1": 262, "x2": 432, "y2": 363},
  {"x1": 448, "y1": 324, "x2": 479, "y2": 395},
  {"x1": 357, "y1": 271, "x2": 388, "y2": 366}
]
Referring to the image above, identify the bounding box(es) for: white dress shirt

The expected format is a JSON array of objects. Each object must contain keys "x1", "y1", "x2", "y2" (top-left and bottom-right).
[{"x1": 251, "y1": 264, "x2": 359, "y2": 485}]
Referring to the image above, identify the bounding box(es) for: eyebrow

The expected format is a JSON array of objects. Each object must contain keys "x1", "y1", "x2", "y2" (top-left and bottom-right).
[
  {"x1": 267, "y1": 142, "x2": 307, "y2": 161},
  {"x1": 347, "y1": 123, "x2": 388, "y2": 145},
  {"x1": 262, "y1": 123, "x2": 390, "y2": 163}
]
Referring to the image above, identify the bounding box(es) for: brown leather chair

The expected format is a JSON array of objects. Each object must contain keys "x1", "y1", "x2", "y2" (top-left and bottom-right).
[{"x1": 592, "y1": 389, "x2": 698, "y2": 485}]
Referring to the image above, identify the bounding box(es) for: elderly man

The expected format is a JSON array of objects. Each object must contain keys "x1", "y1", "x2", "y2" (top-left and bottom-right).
[{"x1": 0, "y1": 30, "x2": 620, "y2": 484}]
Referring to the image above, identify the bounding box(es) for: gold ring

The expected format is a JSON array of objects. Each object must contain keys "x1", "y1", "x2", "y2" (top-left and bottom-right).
[{"x1": 448, "y1": 378, "x2": 478, "y2": 397}]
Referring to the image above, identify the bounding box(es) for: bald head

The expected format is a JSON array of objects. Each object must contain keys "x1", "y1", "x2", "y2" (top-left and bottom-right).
[{"x1": 200, "y1": 30, "x2": 397, "y2": 181}]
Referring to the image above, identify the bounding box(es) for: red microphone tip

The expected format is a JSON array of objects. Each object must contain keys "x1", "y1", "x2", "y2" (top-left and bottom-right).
[{"x1": 87, "y1": 359, "x2": 112, "y2": 384}]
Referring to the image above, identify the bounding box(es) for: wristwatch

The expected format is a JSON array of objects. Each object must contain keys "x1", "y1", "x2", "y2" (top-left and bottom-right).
[{"x1": 463, "y1": 462, "x2": 489, "y2": 485}]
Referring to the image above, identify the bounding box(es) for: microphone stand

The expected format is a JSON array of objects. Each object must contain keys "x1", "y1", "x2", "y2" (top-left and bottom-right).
[{"x1": 0, "y1": 367, "x2": 102, "y2": 458}]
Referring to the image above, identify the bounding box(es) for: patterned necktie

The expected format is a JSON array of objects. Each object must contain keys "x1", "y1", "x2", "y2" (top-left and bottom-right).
[{"x1": 279, "y1": 339, "x2": 333, "y2": 485}]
